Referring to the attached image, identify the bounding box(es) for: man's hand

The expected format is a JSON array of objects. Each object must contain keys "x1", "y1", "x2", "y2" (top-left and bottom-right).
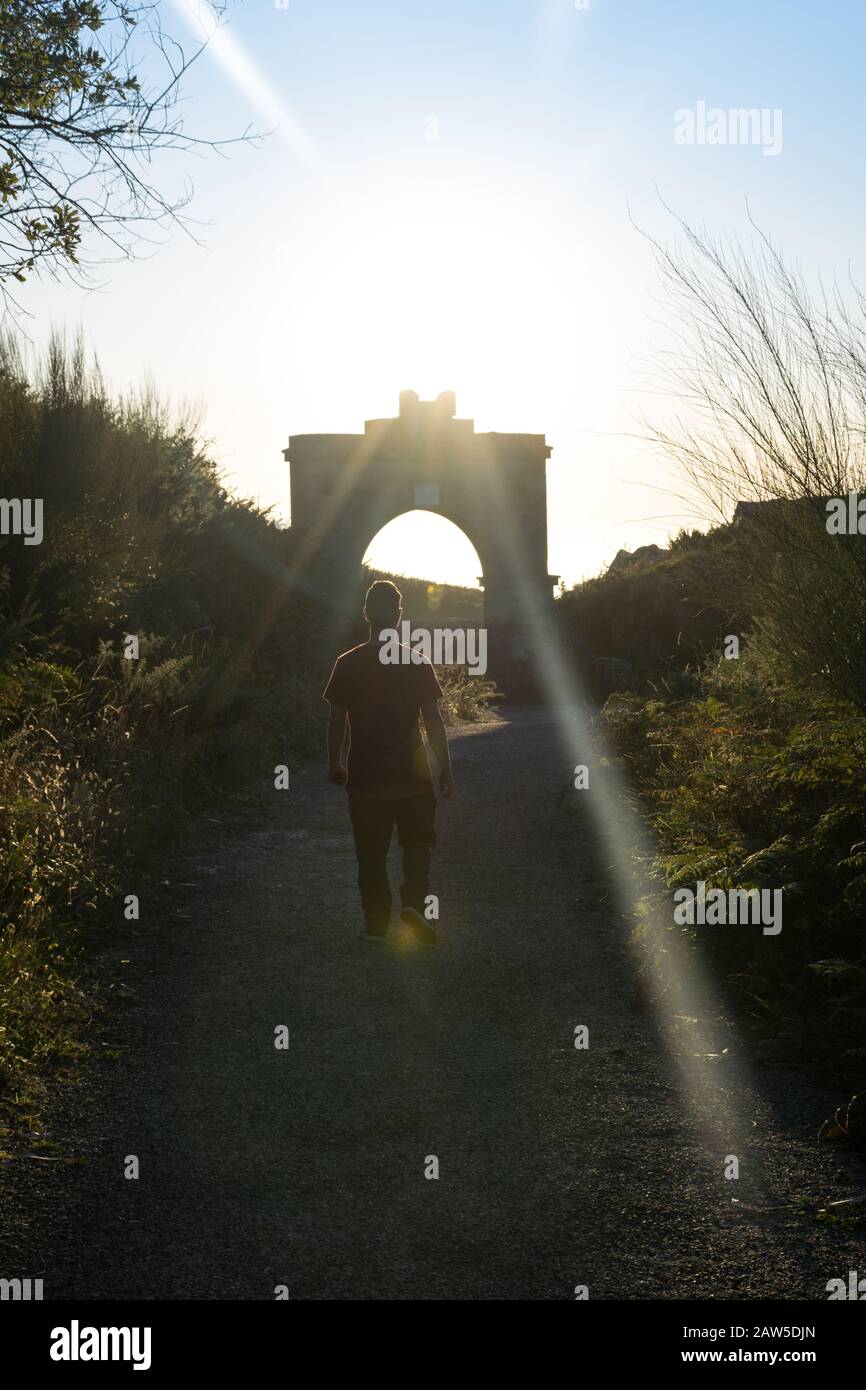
[
  {"x1": 328, "y1": 765, "x2": 348, "y2": 786},
  {"x1": 438, "y1": 769, "x2": 456, "y2": 797},
  {"x1": 422, "y1": 701, "x2": 455, "y2": 799}
]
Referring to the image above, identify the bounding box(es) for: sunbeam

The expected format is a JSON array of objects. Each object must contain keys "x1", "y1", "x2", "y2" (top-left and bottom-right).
[{"x1": 171, "y1": 0, "x2": 319, "y2": 168}]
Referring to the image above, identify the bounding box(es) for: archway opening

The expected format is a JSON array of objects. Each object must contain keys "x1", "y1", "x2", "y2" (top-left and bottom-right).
[{"x1": 362, "y1": 510, "x2": 483, "y2": 625}]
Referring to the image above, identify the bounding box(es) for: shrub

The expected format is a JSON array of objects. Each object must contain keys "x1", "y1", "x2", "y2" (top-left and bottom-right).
[
  {"x1": 435, "y1": 666, "x2": 500, "y2": 724},
  {"x1": 0, "y1": 336, "x2": 329, "y2": 1123},
  {"x1": 604, "y1": 637, "x2": 866, "y2": 1073}
]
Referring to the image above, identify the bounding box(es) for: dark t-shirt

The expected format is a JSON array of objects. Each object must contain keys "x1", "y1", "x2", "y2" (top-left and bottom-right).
[{"x1": 323, "y1": 642, "x2": 444, "y2": 799}]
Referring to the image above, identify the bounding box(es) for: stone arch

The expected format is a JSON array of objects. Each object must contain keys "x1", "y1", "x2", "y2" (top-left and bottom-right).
[{"x1": 284, "y1": 391, "x2": 558, "y2": 693}]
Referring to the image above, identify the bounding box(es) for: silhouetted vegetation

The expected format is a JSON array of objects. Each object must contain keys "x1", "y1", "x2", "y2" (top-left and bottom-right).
[
  {"x1": 597, "y1": 220, "x2": 866, "y2": 1109},
  {"x1": 558, "y1": 527, "x2": 738, "y2": 686},
  {"x1": 0, "y1": 334, "x2": 327, "y2": 1123}
]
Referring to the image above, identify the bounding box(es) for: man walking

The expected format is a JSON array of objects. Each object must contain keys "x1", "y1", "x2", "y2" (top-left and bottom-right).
[{"x1": 323, "y1": 579, "x2": 455, "y2": 943}]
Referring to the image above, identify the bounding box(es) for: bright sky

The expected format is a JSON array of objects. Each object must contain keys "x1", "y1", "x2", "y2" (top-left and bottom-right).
[{"x1": 17, "y1": 0, "x2": 866, "y2": 586}]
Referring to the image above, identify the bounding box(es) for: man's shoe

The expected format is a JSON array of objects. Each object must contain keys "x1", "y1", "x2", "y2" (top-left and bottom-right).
[
  {"x1": 398, "y1": 907, "x2": 437, "y2": 945},
  {"x1": 359, "y1": 925, "x2": 388, "y2": 942}
]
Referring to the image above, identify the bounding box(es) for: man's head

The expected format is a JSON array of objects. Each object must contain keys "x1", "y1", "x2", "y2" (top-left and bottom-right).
[{"x1": 364, "y1": 579, "x2": 402, "y2": 633}]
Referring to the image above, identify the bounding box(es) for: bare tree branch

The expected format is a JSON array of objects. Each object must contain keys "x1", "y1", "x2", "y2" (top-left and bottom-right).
[{"x1": 0, "y1": 0, "x2": 250, "y2": 301}]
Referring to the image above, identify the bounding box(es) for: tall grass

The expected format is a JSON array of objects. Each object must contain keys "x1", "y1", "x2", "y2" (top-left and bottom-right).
[
  {"x1": 597, "y1": 220, "x2": 866, "y2": 1105},
  {"x1": 0, "y1": 335, "x2": 328, "y2": 1120},
  {"x1": 642, "y1": 212, "x2": 866, "y2": 710}
]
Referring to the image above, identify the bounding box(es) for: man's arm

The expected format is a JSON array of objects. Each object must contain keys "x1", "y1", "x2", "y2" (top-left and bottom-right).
[
  {"x1": 327, "y1": 704, "x2": 348, "y2": 784},
  {"x1": 421, "y1": 701, "x2": 455, "y2": 796}
]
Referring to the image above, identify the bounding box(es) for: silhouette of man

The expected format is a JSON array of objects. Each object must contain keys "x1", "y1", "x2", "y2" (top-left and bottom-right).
[{"x1": 323, "y1": 579, "x2": 455, "y2": 943}]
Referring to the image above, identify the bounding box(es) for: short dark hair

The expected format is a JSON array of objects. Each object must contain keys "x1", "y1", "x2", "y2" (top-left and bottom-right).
[{"x1": 365, "y1": 579, "x2": 402, "y2": 627}]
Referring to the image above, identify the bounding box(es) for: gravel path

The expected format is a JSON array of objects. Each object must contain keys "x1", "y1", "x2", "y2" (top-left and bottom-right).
[{"x1": 1, "y1": 706, "x2": 864, "y2": 1300}]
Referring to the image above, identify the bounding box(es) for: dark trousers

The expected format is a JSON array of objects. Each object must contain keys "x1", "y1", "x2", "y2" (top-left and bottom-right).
[{"x1": 347, "y1": 790, "x2": 436, "y2": 933}]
